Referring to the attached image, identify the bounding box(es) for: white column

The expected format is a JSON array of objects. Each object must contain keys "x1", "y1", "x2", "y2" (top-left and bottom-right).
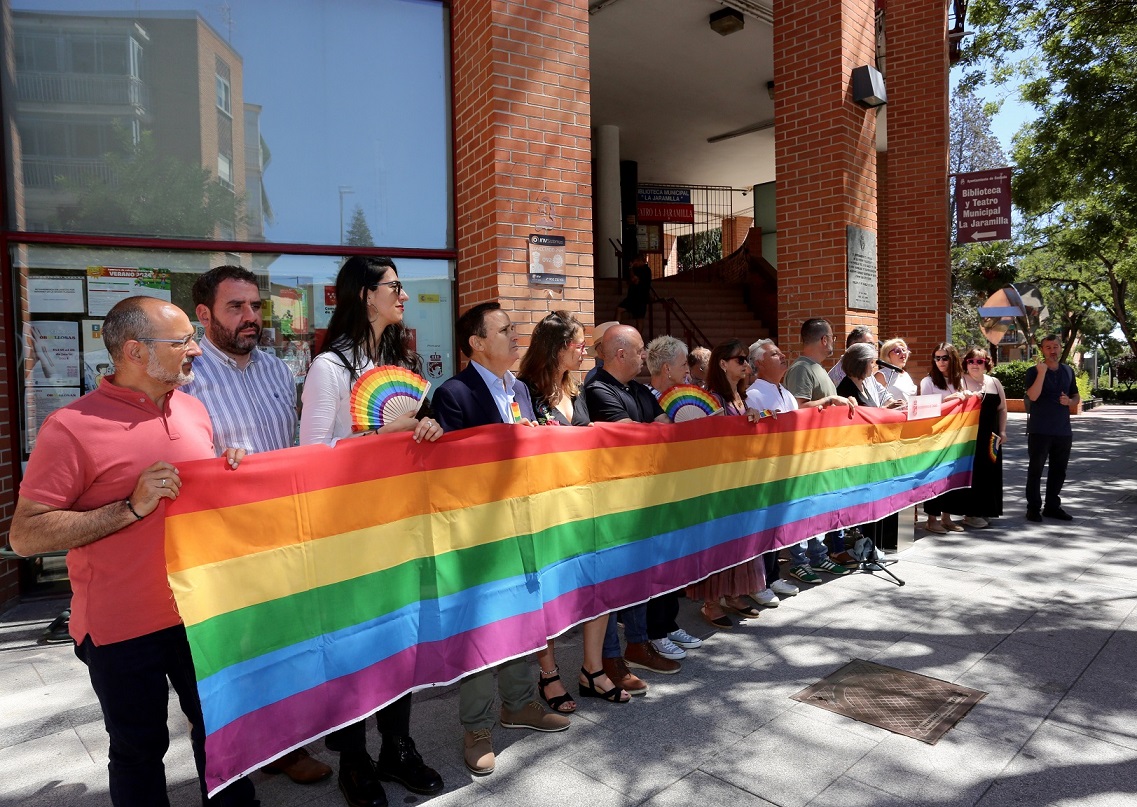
[{"x1": 594, "y1": 124, "x2": 621, "y2": 279}]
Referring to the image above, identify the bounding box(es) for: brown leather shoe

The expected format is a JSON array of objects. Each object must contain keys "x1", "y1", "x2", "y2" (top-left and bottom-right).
[
  {"x1": 463, "y1": 729, "x2": 495, "y2": 776},
  {"x1": 830, "y1": 551, "x2": 857, "y2": 566},
  {"x1": 602, "y1": 655, "x2": 648, "y2": 695},
  {"x1": 262, "y1": 747, "x2": 333, "y2": 784},
  {"x1": 624, "y1": 641, "x2": 681, "y2": 674}
]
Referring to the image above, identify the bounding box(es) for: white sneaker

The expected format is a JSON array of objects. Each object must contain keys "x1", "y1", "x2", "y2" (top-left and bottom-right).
[
  {"x1": 751, "y1": 588, "x2": 780, "y2": 607},
  {"x1": 770, "y1": 579, "x2": 799, "y2": 597},
  {"x1": 650, "y1": 637, "x2": 687, "y2": 660},
  {"x1": 667, "y1": 628, "x2": 702, "y2": 649}
]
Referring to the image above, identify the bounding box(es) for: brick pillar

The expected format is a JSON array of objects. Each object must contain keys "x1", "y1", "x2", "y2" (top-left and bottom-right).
[
  {"x1": 450, "y1": 0, "x2": 594, "y2": 346},
  {"x1": 878, "y1": 0, "x2": 949, "y2": 381},
  {"x1": 774, "y1": 0, "x2": 879, "y2": 350}
]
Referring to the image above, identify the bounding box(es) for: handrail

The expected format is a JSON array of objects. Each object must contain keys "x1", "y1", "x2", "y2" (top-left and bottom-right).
[{"x1": 645, "y1": 288, "x2": 712, "y2": 350}]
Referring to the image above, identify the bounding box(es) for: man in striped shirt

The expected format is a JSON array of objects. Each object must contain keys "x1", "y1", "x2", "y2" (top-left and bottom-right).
[{"x1": 181, "y1": 265, "x2": 326, "y2": 785}]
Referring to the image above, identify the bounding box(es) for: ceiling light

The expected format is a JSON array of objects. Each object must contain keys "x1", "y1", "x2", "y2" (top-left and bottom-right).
[{"x1": 710, "y1": 8, "x2": 744, "y2": 36}]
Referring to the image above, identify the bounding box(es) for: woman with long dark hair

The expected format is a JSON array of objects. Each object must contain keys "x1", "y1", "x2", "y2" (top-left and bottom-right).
[
  {"x1": 688, "y1": 339, "x2": 765, "y2": 629},
  {"x1": 518, "y1": 312, "x2": 630, "y2": 707},
  {"x1": 299, "y1": 256, "x2": 443, "y2": 803},
  {"x1": 918, "y1": 342, "x2": 968, "y2": 533},
  {"x1": 958, "y1": 346, "x2": 1008, "y2": 528}
]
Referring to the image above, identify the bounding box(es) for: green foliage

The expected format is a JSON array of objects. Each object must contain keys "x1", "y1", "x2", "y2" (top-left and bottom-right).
[
  {"x1": 1118, "y1": 353, "x2": 1137, "y2": 389},
  {"x1": 1076, "y1": 370, "x2": 1093, "y2": 402},
  {"x1": 345, "y1": 205, "x2": 375, "y2": 247},
  {"x1": 59, "y1": 128, "x2": 244, "y2": 238},
  {"x1": 676, "y1": 228, "x2": 722, "y2": 271},
  {"x1": 989, "y1": 359, "x2": 1032, "y2": 398}
]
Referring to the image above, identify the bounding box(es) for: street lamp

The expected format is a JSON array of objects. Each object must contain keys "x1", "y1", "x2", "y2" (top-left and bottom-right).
[{"x1": 338, "y1": 186, "x2": 354, "y2": 244}]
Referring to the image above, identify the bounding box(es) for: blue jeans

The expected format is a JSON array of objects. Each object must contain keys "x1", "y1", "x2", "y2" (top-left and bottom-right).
[
  {"x1": 603, "y1": 604, "x2": 648, "y2": 658},
  {"x1": 75, "y1": 625, "x2": 257, "y2": 807},
  {"x1": 788, "y1": 536, "x2": 829, "y2": 568}
]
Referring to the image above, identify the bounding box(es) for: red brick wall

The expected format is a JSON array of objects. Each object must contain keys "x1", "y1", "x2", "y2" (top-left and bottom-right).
[
  {"x1": 450, "y1": 0, "x2": 594, "y2": 347},
  {"x1": 878, "y1": 0, "x2": 950, "y2": 382},
  {"x1": 774, "y1": 0, "x2": 880, "y2": 352}
]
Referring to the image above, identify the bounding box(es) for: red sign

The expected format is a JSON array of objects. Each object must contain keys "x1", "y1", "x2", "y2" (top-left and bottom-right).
[
  {"x1": 956, "y1": 168, "x2": 1012, "y2": 244},
  {"x1": 637, "y1": 202, "x2": 694, "y2": 224}
]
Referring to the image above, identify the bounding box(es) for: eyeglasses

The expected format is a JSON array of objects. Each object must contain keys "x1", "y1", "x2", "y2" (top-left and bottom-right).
[
  {"x1": 890, "y1": 347, "x2": 909, "y2": 355},
  {"x1": 567, "y1": 342, "x2": 587, "y2": 352},
  {"x1": 933, "y1": 354, "x2": 950, "y2": 362},
  {"x1": 371, "y1": 280, "x2": 404, "y2": 296},
  {"x1": 966, "y1": 358, "x2": 988, "y2": 366},
  {"x1": 141, "y1": 334, "x2": 197, "y2": 350}
]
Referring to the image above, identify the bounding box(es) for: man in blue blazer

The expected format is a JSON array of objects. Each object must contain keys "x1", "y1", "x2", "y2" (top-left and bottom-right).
[{"x1": 432, "y1": 302, "x2": 570, "y2": 777}]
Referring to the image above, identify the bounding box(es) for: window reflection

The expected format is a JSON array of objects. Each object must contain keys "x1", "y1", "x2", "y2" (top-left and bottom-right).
[
  {"x1": 3, "y1": 0, "x2": 452, "y2": 248},
  {"x1": 13, "y1": 244, "x2": 455, "y2": 460}
]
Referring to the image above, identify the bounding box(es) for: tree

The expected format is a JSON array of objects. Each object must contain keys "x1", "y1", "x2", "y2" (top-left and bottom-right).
[
  {"x1": 345, "y1": 205, "x2": 375, "y2": 247},
  {"x1": 676, "y1": 227, "x2": 721, "y2": 272},
  {"x1": 959, "y1": 0, "x2": 1137, "y2": 355},
  {"x1": 60, "y1": 128, "x2": 244, "y2": 238}
]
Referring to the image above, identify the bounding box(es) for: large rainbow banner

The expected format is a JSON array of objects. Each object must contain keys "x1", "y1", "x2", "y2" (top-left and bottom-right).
[{"x1": 166, "y1": 400, "x2": 978, "y2": 794}]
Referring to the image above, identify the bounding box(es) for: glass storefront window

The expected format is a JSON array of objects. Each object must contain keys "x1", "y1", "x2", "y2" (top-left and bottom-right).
[
  {"x1": 3, "y1": 0, "x2": 453, "y2": 248},
  {"x1": 12, "y1": 244, "x2": 455, "y2": 461}
]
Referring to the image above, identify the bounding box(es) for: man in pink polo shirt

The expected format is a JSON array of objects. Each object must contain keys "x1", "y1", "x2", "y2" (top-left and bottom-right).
[{"x1": 10, "y1": 296, "x2": 257, "y2": 807}]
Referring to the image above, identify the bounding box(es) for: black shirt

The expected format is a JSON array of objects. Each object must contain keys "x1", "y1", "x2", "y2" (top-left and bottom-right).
[{"x1": 584, "y1": 368, "x2": 665, "y2": 424}]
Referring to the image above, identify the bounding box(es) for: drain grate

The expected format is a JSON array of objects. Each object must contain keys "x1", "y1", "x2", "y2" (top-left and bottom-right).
[{"x1": 791, "y1": 659, "x2": 986, "y2": 744}]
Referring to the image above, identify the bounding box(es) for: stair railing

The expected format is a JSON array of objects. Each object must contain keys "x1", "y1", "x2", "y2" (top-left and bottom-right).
[{"x1": 646, "y1": 288, "x2": 712, "y2": 350}]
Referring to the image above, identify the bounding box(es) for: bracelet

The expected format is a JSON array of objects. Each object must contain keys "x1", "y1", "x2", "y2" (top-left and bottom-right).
[{"x1": 124, "y1": 499, "x2": 144, "y2": 521}]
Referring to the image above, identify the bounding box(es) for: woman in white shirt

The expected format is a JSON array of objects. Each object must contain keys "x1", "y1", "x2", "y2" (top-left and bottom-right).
[
  {"x1": 918, "y1": 343, "x2": 967, "y2": 534},
  {"x1": 875, "y1": 338, "x2": 918, "y2": 403},
  {"x1": 299, "y1": 255, "x2": 444, "y2": 801}
]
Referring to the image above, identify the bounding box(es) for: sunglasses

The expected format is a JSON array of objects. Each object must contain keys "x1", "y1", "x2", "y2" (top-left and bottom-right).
[
  {"x1": 933, "y1": 354, "x2": 950, "y2": 362},
  {"x1": 370, "y1": 280, "x2": 404, "y2": 295},
  {"x1": 966, "y1": 358, "x2": 988, "y2": 366},
  {"x1": 728, "y1": 356, "x2": 748, "y2": 365},
  {"x1": 890, "y1": 347, "x2": 909, "y2": 355}
]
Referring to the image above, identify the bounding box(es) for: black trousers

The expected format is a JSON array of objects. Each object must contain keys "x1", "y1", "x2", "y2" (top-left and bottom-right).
[
  {"x1": 646, "y1": 591, "x2": 681, "y2": 640},
  {"x1": 326, "y1": 693, "x2": 413, "y2": 755},
  {"x1": 1026, "y1": 433, "x2": 1073, "y2": 513},
  {"x1": 75, "y1": 625, "x2": 257, "y2": 807}
]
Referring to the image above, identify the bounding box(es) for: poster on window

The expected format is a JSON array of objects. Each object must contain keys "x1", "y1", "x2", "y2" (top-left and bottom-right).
[
  {"x1": 28, "y1": 275, "x2": 85, "y2": 313},
  {"x1": 25, "y1": 387, "x2": 81, "y2": 453},
  {"x1": 82, "y1": 319, "x2": 115, "y2": 393},
  {"x1": 406, "y1": 279, "x2": 453, "y2": 382},
  {"x1": 86, "y1": 267, "x2": 172, "y2": 316},
  {"x1": 25, "y1": 321, "x2": 80, "y2": 388}
]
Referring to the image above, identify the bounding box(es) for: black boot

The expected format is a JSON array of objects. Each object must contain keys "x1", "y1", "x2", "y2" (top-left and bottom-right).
[
  {"x1": 338, "y1": 751, "x2": 387, "y2": 807},
  {"x1": 375, "y1": 735, "x2": 444, "y2": 795}
]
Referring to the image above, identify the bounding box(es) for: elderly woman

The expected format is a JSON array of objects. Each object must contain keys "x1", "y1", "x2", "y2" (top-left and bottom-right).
[
  {"x1": 836, "y1": 343, "x2": 884, "y2": 406},
  {"x1": 957, "y1": 346, "x2": 1008, "y2": 528},
  {"x1": 876, "y1": 338, "x2": 917, "y2": 403},
  {"x1": 648, "y1": 335, "x2": 691, "y2": 394}
]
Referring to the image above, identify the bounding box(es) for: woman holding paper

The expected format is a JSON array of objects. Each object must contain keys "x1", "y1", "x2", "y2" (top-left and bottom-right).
[
  {"x1": 918, "y1": 343, "x2": 970, "y2": 533},
  {"x1": 299, "y1": 255, "x2": 444, "y2": 802},
  {"x1": 957, "y1": 347, "x2": 1008, "y2": 528}
]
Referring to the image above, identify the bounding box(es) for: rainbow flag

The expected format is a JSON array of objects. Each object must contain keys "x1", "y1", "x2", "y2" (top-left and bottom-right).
[{"x1": 165, "y1": 400, "x2": 978, "y2": 794}]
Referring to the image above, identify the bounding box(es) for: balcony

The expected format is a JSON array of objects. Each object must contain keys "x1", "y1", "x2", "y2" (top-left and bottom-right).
[
  {"x1": 21, "y1": 157, "x2": 114, "y2": 189},
  {"x1": 17, "y1": 72, "x2": 148, "y2": 110}
]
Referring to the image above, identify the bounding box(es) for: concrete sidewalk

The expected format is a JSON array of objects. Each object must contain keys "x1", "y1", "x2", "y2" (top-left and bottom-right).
[{"x1": 2, "y1": 407, "x2": 1136, "y2": 807}]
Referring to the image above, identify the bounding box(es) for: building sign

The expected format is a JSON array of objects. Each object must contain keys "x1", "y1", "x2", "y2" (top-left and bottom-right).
[
  {"x1": 638, "y1": 187, "x2": 691, "y2": 204},
  {"x1": 528, "y1": 233, "x2": 566, "y2": 286},
  {"x1": 956, "y1": 168, "x2": 1012, "y2": 244},
  {"x1": 637, "y1": 202, "x2": 695, "y2": 223},
  {"x1": 846, "y1": 225, "x2": 878, "y2": 311}
]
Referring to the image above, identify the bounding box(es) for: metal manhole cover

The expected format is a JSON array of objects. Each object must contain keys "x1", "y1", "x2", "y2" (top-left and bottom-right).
[{"x1": 791, "y1": 659, "x2": 986, "y2": 744}]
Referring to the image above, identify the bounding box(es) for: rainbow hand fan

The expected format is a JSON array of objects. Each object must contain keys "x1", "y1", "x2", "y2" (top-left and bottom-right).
[
  {"x1": 350, "y1": 365, "x2": 431, "y2": 432},
  {"x1": 659, "y1": 384, "x2": 722, "y2": 422}
]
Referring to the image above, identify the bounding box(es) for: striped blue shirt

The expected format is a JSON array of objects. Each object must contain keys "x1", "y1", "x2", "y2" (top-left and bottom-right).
[{"x1": 182, "y1": 337, "x2": 298, "y2": 455}]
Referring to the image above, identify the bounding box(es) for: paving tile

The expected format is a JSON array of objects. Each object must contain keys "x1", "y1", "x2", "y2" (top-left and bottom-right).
[
  {"x1": 974, "y1": 723, "x2": 1137, "y2": 807},
  {"x1": 699, "y1": 710, "x2": 880, "y2": 807},
  {"x1": 1044, "y1": 668, "x2": 1137, "y2": 752},
  {"x1": 945, "y1": 682, "x2": 1064, "y2": 748},
  {"x1": 638, "y1": 770, "x2": 779, "y2": 807},
  {"x1": 468, "y1": 761, "x2": 631, "y2": 807},
  {"x1": 954, "y1": 635, "x2": 1095, "y2": 696},
  {"x1": 843, "y1": 727, "x2": 1020, "y2": 804},
  {"x1": 806, "y1": 776, "x2": 912, "y2": 807}
]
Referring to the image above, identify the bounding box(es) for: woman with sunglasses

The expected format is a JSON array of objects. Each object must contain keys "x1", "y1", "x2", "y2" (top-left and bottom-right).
[
  {"x1": 957, "y1": 347, "x2": 1008, "y2": 528},
  {"x1": 876, "y1": 338, "x2": 918, "y2": 403},
  {"x1": 688, "y1": 340, "x2": 765, "y2": 628},
  {"x1": 299, "y1": 256, "x2": 444, "y2": 803},
  {"x1": 517, "y1": 312, "x2": 631, "y2": 709},
  {"x1": 918, "y1": 343, "x2": 969, "y2": 533}
]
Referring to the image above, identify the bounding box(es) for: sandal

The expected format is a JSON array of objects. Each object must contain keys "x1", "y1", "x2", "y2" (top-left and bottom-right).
[
  {"x1": 538, "y1": 667, "x2": 577, "y2": 714},
  {"x1": 723, "y1": 597, "x2": 761, "y2": 619},
  {"x1": 701, "y1": 604, "x2": 734, "y2": 629},
  {"x1": 578, "y1": 667, "x2": 630, "y2": 703}
]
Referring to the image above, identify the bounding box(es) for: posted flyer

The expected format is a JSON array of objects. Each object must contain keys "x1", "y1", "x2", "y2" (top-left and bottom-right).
[{"x1": 86, "y1": 266, "x2": 171, "y2": 316}]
